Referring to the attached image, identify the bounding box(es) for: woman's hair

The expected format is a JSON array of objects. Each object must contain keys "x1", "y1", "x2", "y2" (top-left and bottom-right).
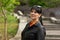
[
  {"x1": 30, "y1": 5, "x2": 42, "y2": 14},
  {"x1": 30, "y1": 5, "x2": 43, "y2": 25}
]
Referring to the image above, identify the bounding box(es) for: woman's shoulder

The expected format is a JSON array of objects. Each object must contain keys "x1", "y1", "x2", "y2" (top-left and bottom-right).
[
  {"x1": 35, "y1": 22, "x2": 41, "y2": 27},
  {"x1": 35, "y1": 22, "x2": 45, "y2": 29},
  {"x1": 34, "y1": 22, "x2": 42, "y2": 29}
]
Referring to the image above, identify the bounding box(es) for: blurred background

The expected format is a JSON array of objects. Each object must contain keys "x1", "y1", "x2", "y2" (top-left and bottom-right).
[{"x1": 0, "y1": 0, "x2": 60, "y2": 40}]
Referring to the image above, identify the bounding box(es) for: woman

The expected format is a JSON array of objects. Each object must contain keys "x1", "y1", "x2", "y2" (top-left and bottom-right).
[{"x1": 21, "y1": 5, "x2": 46, "y2": 40}]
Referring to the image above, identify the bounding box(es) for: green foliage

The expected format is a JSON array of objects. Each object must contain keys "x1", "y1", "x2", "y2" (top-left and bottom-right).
[
  {"x1": 0, "y1": 0, "x2": 19, "y2": 38},
  {"x1": 0, "y1": 13, "x2": 18, "y2": 38},
  {"x1": 29, "y1": 0, "x2": 48, "y2": 7},
  {"x1": 8, "y1": 24, "x2": 18, "y2": 37},
  {"x1": 0, "y1": 17, "x2": 4, "y2": 23},
  {"x1": 0, "y1": 0, "x2": 20, "y2": 12},
  {"x1": 6, "y1": 13, "x2": 17, "y2": 23},
  {"x1": 29, "y1": 0, "x2": 60, "y2": 8},
  {"x1": 0, "y1": 12, "x2": 17, "y2": 23}
]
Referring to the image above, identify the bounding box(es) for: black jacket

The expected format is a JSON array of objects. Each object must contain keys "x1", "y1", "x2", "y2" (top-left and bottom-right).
[{"x1": 21, "y1": 22, "x2": 46, "y2": 40}]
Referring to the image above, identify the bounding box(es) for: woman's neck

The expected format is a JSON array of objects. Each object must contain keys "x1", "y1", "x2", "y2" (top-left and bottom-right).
[{"x1": 30, "y1": 19, "x2": 39, "y2": 27}]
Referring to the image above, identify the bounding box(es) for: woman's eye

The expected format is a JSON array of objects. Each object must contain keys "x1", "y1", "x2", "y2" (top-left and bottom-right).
[
  {"x1": 34, "y1": 11, "x2": 37, "y2": 13},
  {"x1": 30, "y1": 11, "x2": 33, "y2": 12}
]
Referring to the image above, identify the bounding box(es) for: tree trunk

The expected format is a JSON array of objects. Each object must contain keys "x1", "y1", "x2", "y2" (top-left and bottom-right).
[{"x1": 1, "y1": 7, "x2": 8, "y2": 40}]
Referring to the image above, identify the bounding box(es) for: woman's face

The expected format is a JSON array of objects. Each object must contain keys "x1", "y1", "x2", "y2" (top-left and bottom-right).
[{"x1": 30, "y1": 9, "x2": 41, "y2": 20}]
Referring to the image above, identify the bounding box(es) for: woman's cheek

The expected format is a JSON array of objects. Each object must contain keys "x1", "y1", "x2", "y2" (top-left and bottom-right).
[{"x1": 35, "y1": 15, "x2": 39, "y2": 18}]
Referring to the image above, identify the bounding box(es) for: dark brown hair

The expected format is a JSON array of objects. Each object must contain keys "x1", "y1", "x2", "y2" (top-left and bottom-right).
[{"x1": 30, "y1": 5, "x2": 43, "y2": 25}]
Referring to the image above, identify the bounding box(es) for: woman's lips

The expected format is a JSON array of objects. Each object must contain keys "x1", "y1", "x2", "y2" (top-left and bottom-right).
[{"x1": 31, "y1": 15, "x2": 35, "y2": 17}]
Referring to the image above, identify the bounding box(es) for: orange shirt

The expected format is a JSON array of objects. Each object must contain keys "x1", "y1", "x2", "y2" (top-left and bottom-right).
[{"x1": 29, "y1": 20, "x2": 37, "y2": 27}]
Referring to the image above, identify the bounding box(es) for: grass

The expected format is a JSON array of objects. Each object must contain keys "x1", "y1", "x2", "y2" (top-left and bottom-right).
[{"x1": 0, "y1": 13, "x2": 18, "y2": 39}]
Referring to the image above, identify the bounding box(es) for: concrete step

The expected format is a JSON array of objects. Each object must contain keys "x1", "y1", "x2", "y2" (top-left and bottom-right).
[
  {"x1": 45, "y1": 37, "x2": 60, "y2": 40},
  {"x1": 46, "y1": 30, "x2": 60, "y2": 40},
  {"x1": 43, "y1": 20, "x2": 60, "y2": 30},
  {"x1": 44, "y1": 24, "x2": 60, "y2": 30},
  {"x1": 43, "y1": 20, "x2": 57, "y2": 25},
  {"x1": 46, "y1": 30, "x2": 60, "y2": 37}
]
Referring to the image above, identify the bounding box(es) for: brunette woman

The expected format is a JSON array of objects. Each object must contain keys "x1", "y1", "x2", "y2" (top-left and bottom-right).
[{"x1": 21, "y1": 5, "x2": 46, "y2": 40}]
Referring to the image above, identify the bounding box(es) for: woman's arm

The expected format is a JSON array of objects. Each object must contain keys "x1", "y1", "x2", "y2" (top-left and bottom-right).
[{"x1": 37, "y1": 28, "x2": 45, "y2": 40}]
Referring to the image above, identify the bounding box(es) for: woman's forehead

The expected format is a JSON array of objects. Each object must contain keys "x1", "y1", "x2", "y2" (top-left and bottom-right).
[{"x1": 31, "y1": 9, "x2": 36, "y2": 12}]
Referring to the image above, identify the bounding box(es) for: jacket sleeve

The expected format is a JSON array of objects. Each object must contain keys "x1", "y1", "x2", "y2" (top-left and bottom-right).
[{"x1": 37, "y1": 27, "x2": 44, "y2": 40}]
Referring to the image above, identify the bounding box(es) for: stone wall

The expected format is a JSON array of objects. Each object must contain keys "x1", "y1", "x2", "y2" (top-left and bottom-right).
[{"x1": 14, "y1": 5, "x2": 60, "y2": 19}]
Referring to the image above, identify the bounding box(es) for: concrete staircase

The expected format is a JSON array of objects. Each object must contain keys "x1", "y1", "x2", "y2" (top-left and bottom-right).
[{"x1": 43, "y1": 20, "x2": 60, "y2": 40}]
